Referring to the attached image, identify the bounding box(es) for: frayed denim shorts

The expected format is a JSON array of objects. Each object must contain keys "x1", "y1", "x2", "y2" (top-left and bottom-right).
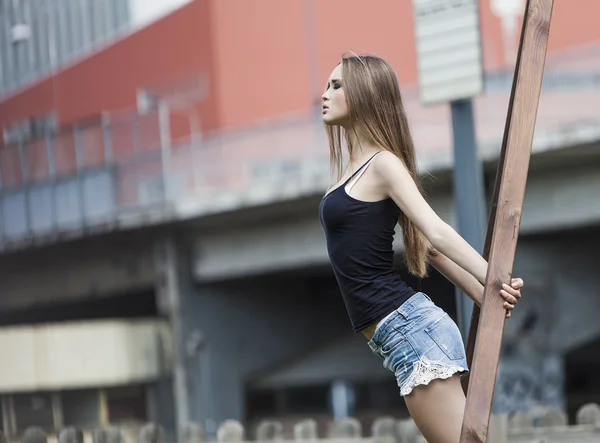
[{"x1": 367, "y1": 292, "x2": 469, "y2": 396}]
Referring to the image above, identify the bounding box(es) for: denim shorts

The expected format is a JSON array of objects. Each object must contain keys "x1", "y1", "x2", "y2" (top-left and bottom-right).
[{"x1": 367, "y1": 292, "x2": 469, "y2": 396}]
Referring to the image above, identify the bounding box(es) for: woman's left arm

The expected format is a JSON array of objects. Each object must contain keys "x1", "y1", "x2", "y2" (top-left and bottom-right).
[
  {"x1": 427, "y1": 247, "x2": 523, "y2": 318},
  {"x1": 373, "y1": 152, "x2": 489, "y2": 284},
  {"x1": 371, "y1": 152, "x2": 523, "y2": 313}
]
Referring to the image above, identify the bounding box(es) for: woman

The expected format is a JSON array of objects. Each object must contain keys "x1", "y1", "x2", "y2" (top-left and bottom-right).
[{"x1": 318, "y1": 54, "x2": 524, "y2": 443}]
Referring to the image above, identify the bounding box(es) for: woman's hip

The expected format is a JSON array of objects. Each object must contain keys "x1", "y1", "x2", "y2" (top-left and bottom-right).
[{"x1": 367, "y1": 292, "x2": 468, "y2": 396}]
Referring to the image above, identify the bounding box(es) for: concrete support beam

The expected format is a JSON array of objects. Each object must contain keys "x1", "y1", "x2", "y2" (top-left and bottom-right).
[
  {"x1": 0, "y1": 232, "x2": 155, "y2": 311},
  {"x1": 192, "y1": 160, "x2": 600, "y2": 282}
]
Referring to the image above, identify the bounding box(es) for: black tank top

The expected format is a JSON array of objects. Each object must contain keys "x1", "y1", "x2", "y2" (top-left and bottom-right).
[{"x1": 319, "y1": 152, "x2": 416, "y2": 333}]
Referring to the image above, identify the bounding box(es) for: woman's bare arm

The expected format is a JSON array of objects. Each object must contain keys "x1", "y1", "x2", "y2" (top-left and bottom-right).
[
  {"x1": 427, "y1": 247, "x2": 523, "y2": 318},
  {"x1": 426, "y1": 247, "x2": 484, "y2": 306},
  {"x1": 373, "y1": 151, "x2": 488, "y2": 284}
]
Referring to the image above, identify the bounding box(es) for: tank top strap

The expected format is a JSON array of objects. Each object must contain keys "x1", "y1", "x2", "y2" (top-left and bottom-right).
[{"x1": 343, "y1": 151, "x2": 383, "y2": 185}]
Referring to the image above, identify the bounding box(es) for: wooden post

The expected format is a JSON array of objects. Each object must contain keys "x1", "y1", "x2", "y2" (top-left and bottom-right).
[
  {"x1": 459, "y1": 0, "x2": 554, "y2": 442},
  {"x1": 461, "y1": 5, "x2": 522, "y2": 391}
]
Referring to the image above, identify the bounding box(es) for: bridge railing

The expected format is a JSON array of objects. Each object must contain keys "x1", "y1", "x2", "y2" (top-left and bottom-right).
[
  {"x1": 4, "y1": 403, "x2": 600, "y2": 443},
  {"x1": 1, "y1": 44, "x2": 600, "y2": 250}
]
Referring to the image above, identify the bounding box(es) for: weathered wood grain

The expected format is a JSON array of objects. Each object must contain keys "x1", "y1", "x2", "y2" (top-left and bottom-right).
[
  {"x1": 459, "y1": 1, "x2": 554, "y2": 441},
  {"x1": 461, "y1": 0, "x2": 531, "y2": 395}
]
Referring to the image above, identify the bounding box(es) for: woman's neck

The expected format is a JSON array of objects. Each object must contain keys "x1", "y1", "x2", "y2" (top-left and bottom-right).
[{"x1": 347, "y1": 127, "x2": 382, "y2": 160}]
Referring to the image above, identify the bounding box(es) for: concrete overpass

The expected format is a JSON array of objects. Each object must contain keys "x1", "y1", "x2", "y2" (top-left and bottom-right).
[
  {"x1": 1, "y1": 130, "x2": 600, "y2": 435},
  {"x1": 1, "y1": 60, "x2": 600, "y2": 436}
]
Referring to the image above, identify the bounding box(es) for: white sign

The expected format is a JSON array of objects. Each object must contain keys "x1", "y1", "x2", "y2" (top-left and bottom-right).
[{"x1": 412, "y1": 0, "x2": 484, "y2": 104}]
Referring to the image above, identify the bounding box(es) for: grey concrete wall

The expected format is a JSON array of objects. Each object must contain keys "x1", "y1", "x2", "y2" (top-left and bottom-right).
[{"x1": 177, "y1": 255, "x2": 353, "y2": 432}]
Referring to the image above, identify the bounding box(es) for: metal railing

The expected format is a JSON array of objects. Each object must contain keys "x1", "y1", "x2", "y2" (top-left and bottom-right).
[{"x1": 0, "y1": 103, "x2": 332, "y2": 247}]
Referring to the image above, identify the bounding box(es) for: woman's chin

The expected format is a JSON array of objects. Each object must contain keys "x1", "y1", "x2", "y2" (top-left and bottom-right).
[{"x1": 322, "y1": 114, "x2": 341, "y2": 126}]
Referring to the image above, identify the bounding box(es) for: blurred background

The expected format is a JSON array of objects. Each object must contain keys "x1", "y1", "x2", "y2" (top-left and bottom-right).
[{"x1": 0, "y1": 0, "x2": 599, "y2": 441}]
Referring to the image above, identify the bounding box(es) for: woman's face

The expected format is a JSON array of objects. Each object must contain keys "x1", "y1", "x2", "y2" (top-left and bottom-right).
[{"x1": 321, "y1": 64, "x2": 349, "y2": 127}]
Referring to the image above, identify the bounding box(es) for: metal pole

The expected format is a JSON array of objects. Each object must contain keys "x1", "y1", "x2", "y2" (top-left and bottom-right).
[
  {"x1": 46, "y1": 133, "x2": 57, "y2": 232},
  {"x1": 101, "y1": 113, "x2": 118, "y2": 221},
  {"x1": 450, "y1": 98, "x2": 487, "y2": 342},
  {"x1": 74, "y1": 124, "x2": 86, "y2": 228},
  {"x1": 102, "y1": 113, "x2": 112, "y2": 164},
  {"x1": 159, "y1": 100, "x2": 172, "y2": 204},
  {"x1": 19, "y1": 139, "x2": 33, "y2": 237}
]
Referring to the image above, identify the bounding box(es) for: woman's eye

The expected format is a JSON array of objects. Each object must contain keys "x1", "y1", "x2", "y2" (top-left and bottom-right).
[{"x1": 333, "y1": 83, "x2": 341, "y2": 90}]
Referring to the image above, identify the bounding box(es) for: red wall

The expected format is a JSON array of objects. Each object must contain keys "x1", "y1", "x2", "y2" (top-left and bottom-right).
[
  {"x1": 478, "y1": 0, "x2": 600, "y2": 70},
  {"x1": 1, "y1": 0, "x2": 599, "y2": 139},
  {"x1": 0, "y1": 0, "x2": 217, "y2": 133},
  {"x1": 209, "y1": 0, "x2": 420, "y2": 130}
]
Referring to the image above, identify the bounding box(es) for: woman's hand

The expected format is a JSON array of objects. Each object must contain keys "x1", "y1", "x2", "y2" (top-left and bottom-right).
[{"x1": 502, "y1": 278, "x2": 524, "y2": 318}]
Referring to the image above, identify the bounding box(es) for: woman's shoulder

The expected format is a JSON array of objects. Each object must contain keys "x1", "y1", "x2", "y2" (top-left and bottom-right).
[{"x1": 372, "y1": 150, "x2": 409, "y2": 179}]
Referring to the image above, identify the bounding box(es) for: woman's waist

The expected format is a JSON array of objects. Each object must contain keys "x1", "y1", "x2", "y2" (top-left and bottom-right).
[
  {"x1": 335, "y1": 272, "x2": 414, "y2": 302},
  {"x1": 332, "y1": 265, "x2": 400, "y2": 283}
]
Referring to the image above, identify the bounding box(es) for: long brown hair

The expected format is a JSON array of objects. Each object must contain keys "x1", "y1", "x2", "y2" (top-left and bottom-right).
[{"x1": 324, "y1": 54, "x2": 430, "y2": 277}]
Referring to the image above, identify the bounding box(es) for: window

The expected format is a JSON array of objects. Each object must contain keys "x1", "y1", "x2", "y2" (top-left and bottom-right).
[
  {"x1": 0, "y1": 0, "x2": 131, "y2": 98},
  {"x1": 2, "y1": 113, "x2": 57, "y2": 146}
]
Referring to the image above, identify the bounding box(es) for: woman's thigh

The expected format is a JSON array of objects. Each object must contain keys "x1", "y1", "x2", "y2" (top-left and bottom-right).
[
  {"x1": 404, "y1": 374, "x2": 466, "y2": 443},
  {"x1": 367, "y1": 292, "x2": 470, "y2": 442}
]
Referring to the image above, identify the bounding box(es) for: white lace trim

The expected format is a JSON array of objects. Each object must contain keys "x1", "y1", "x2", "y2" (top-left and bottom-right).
[{"x1": 399, "y1": 356, "x2": 467, "y2": 396}]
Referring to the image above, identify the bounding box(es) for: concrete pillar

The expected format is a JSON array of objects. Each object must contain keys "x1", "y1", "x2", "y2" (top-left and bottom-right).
[
  {"x1": 154, "y1": 235, "x2": 197, "y2": 439},
  {"x1": 155, "y1": 234, "x2": 249, "y2": 439}
]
